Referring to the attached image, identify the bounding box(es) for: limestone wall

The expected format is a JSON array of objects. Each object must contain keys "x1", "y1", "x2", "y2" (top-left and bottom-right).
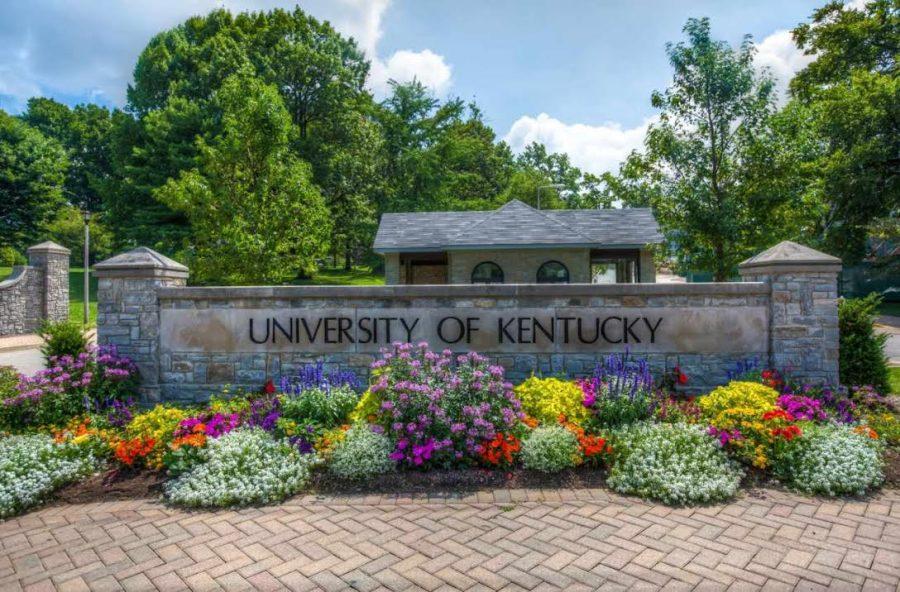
[{"x1": 0, "y1": 242, "x2": 70, "y2": 336}]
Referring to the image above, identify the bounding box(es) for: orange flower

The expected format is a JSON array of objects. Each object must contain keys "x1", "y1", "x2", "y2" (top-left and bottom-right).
[
  {"x1": 479, "y1": 433, "x2": 521, "y2": 466},
  {"x1": 522, "y1": 415, "x2": 539, "y2": 429},
  {"x1": 762, "y1": 409, "x2": 795, "y2": 422},
  {"x1": 171, "y1": 433, "x2": 207, "y2": 450},
  {"x1": 853, "y1": 425, "x2": 879, "y2": 440},
  {"x1": 114, "y1": 437, "x2": 156, "y2": 466}
]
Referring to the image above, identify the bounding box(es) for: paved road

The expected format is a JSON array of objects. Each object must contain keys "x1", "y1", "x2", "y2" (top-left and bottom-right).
[
  {"x1": 1, "y1": 488, "x2": 898, "y2": 591},
  {"x1": 0, "y1": 347, "x2": 44, "y2": 376}
]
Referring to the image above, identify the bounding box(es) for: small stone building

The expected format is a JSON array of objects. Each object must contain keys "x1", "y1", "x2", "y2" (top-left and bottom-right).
[{"x1": 373, "y1": 200, "x2": 663, "y2": 285}]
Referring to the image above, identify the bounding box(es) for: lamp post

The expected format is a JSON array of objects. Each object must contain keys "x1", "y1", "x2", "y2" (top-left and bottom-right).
[
  {"x1": 535, "y1": 183, "x2": 565, "y2": 210},
  {"x1": 82, "y1": 209, "x2": 91, "y2": 326}
]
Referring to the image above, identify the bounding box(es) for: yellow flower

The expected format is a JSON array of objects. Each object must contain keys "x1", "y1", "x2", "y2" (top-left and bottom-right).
[{"x1": 514, "y1": 376, "x2": 589, "y2": 425}]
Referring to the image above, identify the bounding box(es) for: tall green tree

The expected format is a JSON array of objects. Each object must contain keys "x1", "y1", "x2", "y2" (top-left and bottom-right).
[
  {"x1": 789, "y1": 0, "x2": 899, "y2": 263},
  {"x1": 504, "y1": 143, "x2": 609, "y2": 209},
  {"x1": 155, "y1": 75, "x2": 330, "y2": 284},
  {"x1": 0, "y1": 111, "x2": 68, "y2": 250},
  {"x1": 20, "y1": 98, "x2": 114, "y2": 214},
  {"x1": 606, "y1": 18, "x2": 783, "y2": 280}
]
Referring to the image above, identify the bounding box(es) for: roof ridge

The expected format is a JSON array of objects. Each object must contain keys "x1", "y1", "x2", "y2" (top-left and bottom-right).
[{"x1": 449, "y1": 200, "x2": 595, "y2": 244}]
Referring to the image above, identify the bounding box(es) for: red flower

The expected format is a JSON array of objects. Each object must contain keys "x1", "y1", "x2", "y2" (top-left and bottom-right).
[
  {"x1": 263, "y1": 379, "x2": 276, "y2": 394},
  {"x1": 762, "y1": 409, "x2": 795, "y2": 422},
  {"x1": 479, "y1": 433, "x2": 521, "y2": 466},
  {"x1": 771, "y1": 425, "x2": 802, "y2": 441}
]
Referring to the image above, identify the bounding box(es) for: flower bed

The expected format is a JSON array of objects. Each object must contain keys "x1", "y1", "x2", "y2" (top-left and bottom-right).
[{"x1": 0, "y1": 347, "x2": 896, "y2": 517}]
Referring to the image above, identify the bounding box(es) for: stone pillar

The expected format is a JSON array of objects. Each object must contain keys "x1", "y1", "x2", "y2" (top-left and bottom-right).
[
  {"x1": 739, "y1": 241, "x2": 841, "y2": 385},
  {"x1": 94, "y1": 247, "x2": 188, "y2": 404},
  {"x1": 26, "y1": 241, "x2": 70, "y2": 323}
]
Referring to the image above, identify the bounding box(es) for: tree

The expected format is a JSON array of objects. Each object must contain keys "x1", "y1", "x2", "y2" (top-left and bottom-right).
[
  {"x1": 789, "y1": 0, "x2": 899, "y2": 263},
  {"x1": 0, "y1": 111, "x2": 68, "y2": 250},
  {"x1": 606, "y1": 18, "x2": 782, "y2": 280},
  {"x1": 43, "y1": 206, "x2": 114, "y2": 267},
  {"x1": 156, "y1": 75, "x2": 330, "y2": 284},
  {"x1": 504, "y1": 142, "x2": 610, "y2": 209},
  {"x1": 20, "y1": 98, "x2": 114, "y2": 214}
]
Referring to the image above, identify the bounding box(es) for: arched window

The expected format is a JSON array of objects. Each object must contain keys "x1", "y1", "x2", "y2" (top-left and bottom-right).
[
  {"x1": 471, "y1": 261, "x2": 504, "y2": 284},
  {"x1": 536, "y1": 260, "x2": 569, "y2": 284}
]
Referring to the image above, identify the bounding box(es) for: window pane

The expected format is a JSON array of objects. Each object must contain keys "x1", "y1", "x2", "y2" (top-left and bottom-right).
[
  {"x1": 537, "y1": 261, "x2": 569, "y2": 284},
  {"x1": 591, "y1": 263, "x2": 616, "y2": 284},
  {"x1": 471, "y1": 262, "x2": 504, "y2": 284}
]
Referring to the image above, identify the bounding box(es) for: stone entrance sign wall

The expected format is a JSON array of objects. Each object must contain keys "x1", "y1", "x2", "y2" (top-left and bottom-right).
[
  {"x1": 0, "y1": 241, "x2": 70, "y2": 336},
  {"x1": 95, "y1": 241, "x2": 841, "y2": 404}
]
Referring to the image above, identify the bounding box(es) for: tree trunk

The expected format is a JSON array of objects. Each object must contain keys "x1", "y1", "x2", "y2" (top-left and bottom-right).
[
  {"x1": 714, "y1": 242, "x2": 727, "y2": 282},
  {"x1": 344, "y1": 240, "x2": 352, "y2": 271}
]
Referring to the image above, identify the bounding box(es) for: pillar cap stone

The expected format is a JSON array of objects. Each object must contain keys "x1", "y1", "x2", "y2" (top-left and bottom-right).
[
  {"x1": 739, "y1": 241, "x2": 841, "y2": 275},
  {"x1": 26, "y1": 241, "x2": 70, "y2": 255},
  {"x1": 94, "y1": 247, "x2": 189, "y2": 279}
]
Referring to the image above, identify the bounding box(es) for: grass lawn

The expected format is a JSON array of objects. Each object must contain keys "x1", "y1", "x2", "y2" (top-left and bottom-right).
[
  {"x1": 0, "y1": 266, "x2": 97, "y2": 327},
  {"x1": 291, "y1": 266, "x2": 384, "y2": 286},
  {"x1": 889, "y1": 367, "x2": 900, "y2": 395}
]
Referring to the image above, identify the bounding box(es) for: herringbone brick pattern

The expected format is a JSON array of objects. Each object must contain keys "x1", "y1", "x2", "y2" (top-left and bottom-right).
[{"x1": 1, "y1": 488, "x2": 898, "y2": 591}]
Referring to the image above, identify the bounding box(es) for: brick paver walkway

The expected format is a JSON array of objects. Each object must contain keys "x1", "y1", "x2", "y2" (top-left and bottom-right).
[{"x1": 1, "y1": 488, "x2": 898, "y2": 592}]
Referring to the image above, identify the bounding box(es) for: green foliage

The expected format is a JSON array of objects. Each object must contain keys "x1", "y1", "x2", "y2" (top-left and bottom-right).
[
  {"x1": 21, "y1": 98, "x2": 115, "y2": 214},
  {"x1": 608, "y1": 422, "x2": 742, "y2": 505},
  {"x1": 39, "y1": 320, "x2": 88, "y2": 362},
  {"x1": 164, "y1": 428, "x2": 315, "y2": 507},
  {"x1": 0, "y1": 246, "x2": 25, "y2": 266},
  {"x1": 328, "y1": 424, "x2": 395, "y2": 480},
  {"x1": 0, "y1": 435, "x2": 97, "y2": 518},
  {"x1": 280, "y1": 386, "x2": 360, "y2": 428},
  {"x1": 514, "y1": 376, "x2": 590, "y2": 425},
  {"x1": 604, "y1": 18, "x2": 787, "y2": 280},
  {"x1": 42, "y1": 206, "x2": 113, "y2": 267},
  {"x1": 772, "y1": 423, "x2": 883, "y2": 496},
  {"x1": 788, "y1": 0, "x2": 899, "y2": 263},
  {"x1": 839, "y1": 294, "x2": 890, "y2": 391},
  {"x1": 155, "y1": 74, "x2": 330, "y2": 284},
  {"x1": 0, "y1": 111, "x2": 68, "y2": 251},
  {"x1": 0, "y1": 366, "x2": 19, "y2": 401},
  {"x1": 520, "y1": 426, "x2": 581, "y2": 472}
]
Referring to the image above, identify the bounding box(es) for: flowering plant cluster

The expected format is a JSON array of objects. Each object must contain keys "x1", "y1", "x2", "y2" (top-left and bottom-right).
[
  {"x1": 366, "y1": 343, "x2": 523, "y2": 468},
  {"x1": 579, "y1": 352, "x2": 656, "y2": 429},
  {"x1": 0, "y1": 434, "x2": 97, "y2": 518},
  {"x1": 0, "y1": 346, "x2": 138, "y2": 430},
  {"x1": 164, "y1": 428, "x2": 317, "y2": 507},
  {"x1": 515, "y1": 376, "x2": 589, "y2": 425},
  {"x1": 607, "y1": 422, "x2": 743, "y2": 505},
  {"x1": 521, "y1": 426, "x2": 581, "y2": 472},
  {"x1": 771, "y1": 424, "x2": 883, "y2": 496},
  {"x1": 478, "y1": 432, "x2": 521, "y2": 467},
  {"x1": 328, "y1": 424, "x2": 395, "y2": 480}
]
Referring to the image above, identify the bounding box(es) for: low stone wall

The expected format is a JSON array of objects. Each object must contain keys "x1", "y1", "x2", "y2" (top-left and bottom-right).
[
  {"x1": 95, "y1": 241, "x2": 842, "y2": 405},
  {"x1": 0, "y1": 242, "x2": 70, "y2": 336}
]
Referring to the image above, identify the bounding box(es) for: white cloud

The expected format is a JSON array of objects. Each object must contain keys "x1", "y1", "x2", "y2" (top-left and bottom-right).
[
  {"x1": 0, "y1": 0, "x2": 451, "y2": 112},
  {"x1": 369, "y1": 49, "x2": 452, "y2": 94},
  {"x1": 503, "y1": 113, "x2": 653, "y2": 176},
  {"x1": 754, "y1": 29, "x2": 815, "y2": 103}
]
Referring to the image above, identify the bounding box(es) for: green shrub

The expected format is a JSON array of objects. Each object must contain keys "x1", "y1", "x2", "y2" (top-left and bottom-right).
[
  {"x1": 0, "y1": 434, "x2": 97, "y2": 518},
  {"x1": 514, "y1": 376, "x2": 590, "y2": 425},
  {"x1": 607, "y1": 423, "x2": 743, "y2": 505},
  {"x1": 521, "y1": 425, "x2": 580, "y2": 472},
  {"x1": 0, "y1": 366, "x2": 19, "y2": 401},
  {"x1": 0, "y1": 246, "x2": 26, "y2": 267},
  {"x1": 280, "y1": 386, "x2": 359, "y2": 427},
  {"x1": 839, "y1": 294, "x2": 889, "y2": 392},
  {"x1": 328, "y1": 424, "x2": 394, "y2": 480},
  {"x1": 772, "y1": 423, "x2": 883, "y2": 496},
  {"x1": 164, "y1": 428, "x2": 316, "y2": 507},
  {"x1": 39, "y1": 320, "x2": 88, "y2": 362}
]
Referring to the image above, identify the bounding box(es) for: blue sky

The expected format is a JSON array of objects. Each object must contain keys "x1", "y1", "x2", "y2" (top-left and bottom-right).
[{"x1": 0, "y1": 0, "x2": 830, "y2": 175}]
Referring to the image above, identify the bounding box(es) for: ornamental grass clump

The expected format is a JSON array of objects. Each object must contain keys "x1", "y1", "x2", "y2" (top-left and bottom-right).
[
  {"x1": 0, "y1": 434, "x2": 97, "y2": 518},
  {"x1": 521, "y1": 425, "x2": 581, "y2": 472},
  {"x1": 607, "y1": 423, "x2": 742, "y2": 506},
  {"x1": 515, "y1": 376, "x2": 589, "y2": 425},
  {"x1": 771, "y1": 424, "x2": 883, "y2": 496},
  {"x1": 328, "y1": 424, "x2": 395, "y2": 480},
  {"x1": 165, "y1": 428, "x2": 315, "y2": 507},
  {"x1": 367, "y1": 343, "x2": 523, "y2": 468}
]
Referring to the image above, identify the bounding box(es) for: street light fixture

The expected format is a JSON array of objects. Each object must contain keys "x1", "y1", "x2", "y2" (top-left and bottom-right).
[
  {"x1": 82, "y1": 209, "x2": 91, "y2": 326},
  {"x1": 535, "y1": 183, "x2": 565, "y2": 210}
]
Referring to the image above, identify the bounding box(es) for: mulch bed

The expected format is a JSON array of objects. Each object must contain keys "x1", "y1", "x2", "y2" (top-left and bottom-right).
[
  {"x1": 52, "y1": 468, "x2": 167, "y2": 504},
  {"x1": 884, "y1": 447, "x2": 900, "y2": 488}
]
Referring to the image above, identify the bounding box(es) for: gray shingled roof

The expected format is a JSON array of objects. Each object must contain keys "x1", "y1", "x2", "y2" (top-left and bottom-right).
[{"x1": 373, "y1": 200, "x2": 662, "y2": 252}]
